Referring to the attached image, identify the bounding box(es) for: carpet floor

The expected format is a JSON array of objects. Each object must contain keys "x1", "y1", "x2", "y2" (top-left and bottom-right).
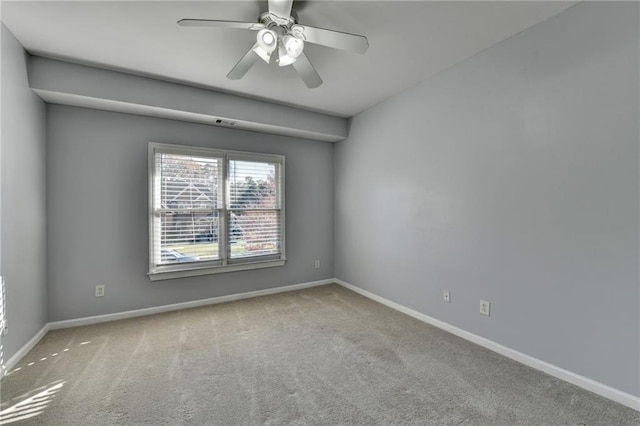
[{"x1": 1, "y1": 284, "x2": 638, "y2": 425}]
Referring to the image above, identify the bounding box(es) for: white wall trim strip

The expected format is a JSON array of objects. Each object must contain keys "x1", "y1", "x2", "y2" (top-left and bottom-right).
[
  {"x1": 6, "y1": 278, "x2": 638, "y2": 412},
  {"x1": 335, "y1": 279, "x2": 640, "y2": 412},
  {"x1": 3, "y1": 324, "x2": 51, "y2": 376},
  {"x1": 3, "y1": 279, "x2": 333, "y2": 373},
  {"x1": 48, "y1": 279, "x2": 333, "y2": 330}
]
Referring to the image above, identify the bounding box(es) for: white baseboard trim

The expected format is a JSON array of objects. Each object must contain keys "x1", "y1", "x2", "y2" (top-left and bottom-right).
[
  {"x1": 3, "y1": 323, "x2": 50, "y2": 375},
  {"x1": 6, "y1": 278, "x2": 638, "y2": 411},
  {"x1": 49, "y1": 279, "x2": 334, "y2": 331},
  {"x1": 335, "y1": 278, "x2": 640, "y2": 412},
  {"x1": 4, "y1": 279, "x2": 333, "y2": 373}
]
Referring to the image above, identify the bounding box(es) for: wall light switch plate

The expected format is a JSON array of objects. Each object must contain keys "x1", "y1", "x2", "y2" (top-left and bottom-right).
[
  {"x1": 95, "y1": 285, "x2": 105, "y2": 297},
  {"x1": 480, "y1": 300, "x2": 490, "y2": 316},
  {"x1": 442, "y1": 290, "x2": 450, "y2": 303}
]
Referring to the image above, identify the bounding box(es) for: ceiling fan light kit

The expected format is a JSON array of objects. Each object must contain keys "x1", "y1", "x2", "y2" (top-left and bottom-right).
[
  {"x1": 178, "y1": 0, "x2": 369, "y2": 88},
  {"x1": 254, "y1": 28, "x2": 277, "y2": 62},
  {"x1": 283, "y1": 35, "x2": 304, "y2": 58},
  {"x1": 257, "y1": 29, "x2": 277, "y2": 51}
]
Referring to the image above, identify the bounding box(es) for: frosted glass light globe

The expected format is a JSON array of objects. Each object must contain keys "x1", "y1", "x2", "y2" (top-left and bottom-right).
[
  {"x1": 262, "y1": 31, "x2": 275, "y2": 45},
  {"x1": 283, "y1": 35, "x2": 304, "y2": 58}
]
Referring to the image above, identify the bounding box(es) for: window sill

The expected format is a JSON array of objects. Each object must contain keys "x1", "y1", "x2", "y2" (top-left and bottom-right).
[{"x1": 148, "y1": 259, "x2": 286, "y2": 281}]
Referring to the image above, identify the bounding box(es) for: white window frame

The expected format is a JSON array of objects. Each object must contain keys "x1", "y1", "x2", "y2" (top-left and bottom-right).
[{"x1": 148, "y1": 142, "x2": 286, "y2": 281}]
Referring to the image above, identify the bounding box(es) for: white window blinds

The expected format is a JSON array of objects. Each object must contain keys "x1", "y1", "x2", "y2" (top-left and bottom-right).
[
  {"x1": 149, "y1": 143, "x2": 285, "y2": 279},
  {"x1": 228, "y1": 158, "x2": 282, "y2": 260},
  {"x1": 0, "y1": 275, "x2": 5, "y2": 345},
  {"x1": 154, "y1": 153, "x2": 222, "y2": 265}
]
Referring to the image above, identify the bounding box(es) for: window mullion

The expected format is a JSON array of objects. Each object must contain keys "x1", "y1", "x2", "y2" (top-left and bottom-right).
[{"x1": 220, "y1": 154, "x2": 229, "y2": 265}]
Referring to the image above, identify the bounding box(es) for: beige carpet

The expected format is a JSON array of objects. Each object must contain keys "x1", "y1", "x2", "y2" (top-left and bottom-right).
[{"x1": 1, "y1": 284, "x2": 638, "y2": 425}]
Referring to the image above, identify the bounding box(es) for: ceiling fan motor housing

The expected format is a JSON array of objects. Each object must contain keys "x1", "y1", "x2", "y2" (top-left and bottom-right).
[{"x1": 258, "y1": 11, "x2": 297, "y2": 30}]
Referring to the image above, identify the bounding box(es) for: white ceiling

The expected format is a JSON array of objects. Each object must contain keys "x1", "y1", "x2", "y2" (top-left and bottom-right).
[{"x1": 2, "y1": 1, "x2": 576, "y2": 117}]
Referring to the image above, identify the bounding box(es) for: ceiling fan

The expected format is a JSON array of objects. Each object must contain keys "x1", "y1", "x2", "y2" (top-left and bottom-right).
[{"x1": 178, "y1": 0, "x2": 369, "y2": 88}]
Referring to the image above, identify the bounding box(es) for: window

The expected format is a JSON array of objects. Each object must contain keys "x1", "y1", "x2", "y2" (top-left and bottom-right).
[{"x1": 148, "y1": 143, "x2": 285, "y2": 280}]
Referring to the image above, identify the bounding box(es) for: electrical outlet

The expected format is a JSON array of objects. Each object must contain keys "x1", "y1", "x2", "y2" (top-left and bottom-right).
[
  {"x1": 314, "y1": 260, "x2": 321, "y2": 269},
  {"x1": 480, "y1": 300, "x2": 490, "y2": 316},
  {"x1": 442, "y1": 290, "x2": 450, "y2": 303},
  {"x1": 95, "y1": 285, "x2": 105, "y2": 297}
]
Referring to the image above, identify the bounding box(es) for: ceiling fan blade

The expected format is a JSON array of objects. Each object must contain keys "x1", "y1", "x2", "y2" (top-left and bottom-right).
[
  {"x1": 227, "y1": 44, "x2": 261, "y2": 80},
  {"x1": 268, "y1": 0, "x2": 293, "y2": 19},
  {"x1": 178, "y1": 19, "x2": 265, "y2": 31},
  {"x1": 292, "y1": 53, "x2": 322, "y2": 88},
  {"x1": 292, "y1": 25, "x2": 368, "y2": 54}
]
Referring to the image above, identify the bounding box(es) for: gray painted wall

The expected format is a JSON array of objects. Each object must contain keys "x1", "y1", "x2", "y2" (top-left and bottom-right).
[
  {"x1": 1, "y1": 25, "x2": 48, "y2": 361},
  {"x1": 47, "y1": 105, "x2": 333, "y2": 321},
  {"x1": 334, "y1": 2, "x2": 639, "y2": 397},
  {"x1": 29, "y1": 57, "x2": 347, "y2": 142}
]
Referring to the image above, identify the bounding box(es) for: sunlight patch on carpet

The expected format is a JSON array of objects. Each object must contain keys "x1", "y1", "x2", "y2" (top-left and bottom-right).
[{"x1": 0, "y1": 380, "x2": 65, "y2": 424}]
